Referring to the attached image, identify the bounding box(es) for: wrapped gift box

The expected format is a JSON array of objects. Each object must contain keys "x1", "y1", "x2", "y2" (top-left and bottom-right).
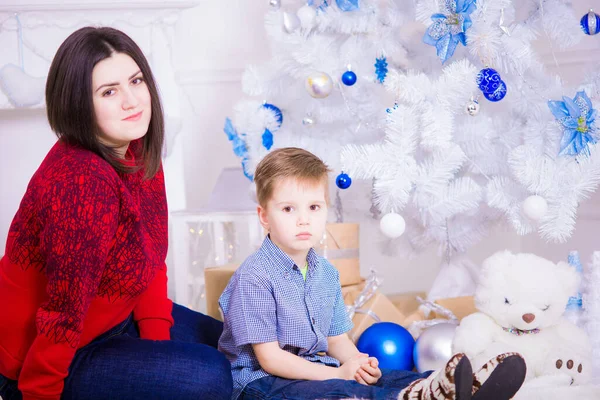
[
  {"x1": 204, "y1": 264, "x2": 239, "y2": 321},
  {"x1": 388, "y1": 291, "x2": 427, "y2": 318},
  {"x1": 316, "y1": 223, "x2": 362, "y2": 287},
  {"x1": 345, "y1": 289, "x2": 407, "y2": 343},
  {"x1": 403, "y1": 296, "x2": 477, "y2": 327},
  {"x1": 342, "y1": 279, "x2": 366, "y2": 304}
]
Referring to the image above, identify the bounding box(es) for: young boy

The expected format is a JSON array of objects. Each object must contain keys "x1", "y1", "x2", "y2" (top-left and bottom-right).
[{"x1": 218, "y1": 148, "x2": 526, "y2": 400}]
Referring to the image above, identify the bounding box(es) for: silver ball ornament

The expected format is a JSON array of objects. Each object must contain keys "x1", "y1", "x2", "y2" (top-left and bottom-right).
[
  {"x1": 305, "y1": 72, "x2": 333, "y2": 98},
  {"x1": 302, "y1": 114, "x2": 315, "y2": 126},
  {"x1": 269, "y1": 0, "x2": 281, "y2": 10},
  {"x1": 413, "y1": 323, "x2": 458, "y2": 373},
  {"x1": 465, "y1": 98, "x2": 480, "y2": 116}
]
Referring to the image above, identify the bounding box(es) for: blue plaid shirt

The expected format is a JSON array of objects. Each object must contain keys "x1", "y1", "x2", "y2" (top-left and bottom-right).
[{"x1": 218, "y1": 235, "x2": 354, "y2": 400}]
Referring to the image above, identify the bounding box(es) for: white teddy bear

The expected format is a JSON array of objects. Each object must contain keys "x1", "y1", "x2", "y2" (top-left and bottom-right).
[{"x1": 452, "y1": 250, "x2": 594, "y2": 395}]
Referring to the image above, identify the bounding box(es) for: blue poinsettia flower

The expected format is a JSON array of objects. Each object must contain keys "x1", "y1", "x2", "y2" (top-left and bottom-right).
[
  {"x1": 224, "y1": 118, "x2": 253, "y2": 180},
  {"x1": 548, "y1": 91, "x2": 598, "y2": 156},
  {"x1": 423, "y1": 0, "x2": 477, "y2": 63}
]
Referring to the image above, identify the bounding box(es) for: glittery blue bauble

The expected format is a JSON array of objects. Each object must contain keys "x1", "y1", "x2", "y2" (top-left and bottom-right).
[
  {"x1": 581, "y1": 10, "x2": 600, "y2": 35},
  {"x1": 483, "y1": 80, "x2": 507, "y2": 102},
  {"x1": 262, "y1": 103, "x2": 283, "y2": 129},
  {"x1": 341, "y1": 70, "x2": 357, "y2": 86},
  {"x1": 336, "y1": 172, "x2": 352, "y2": 189},
  {"x1": 476, "y1": 68, "x2": 502, "y2": 94}
]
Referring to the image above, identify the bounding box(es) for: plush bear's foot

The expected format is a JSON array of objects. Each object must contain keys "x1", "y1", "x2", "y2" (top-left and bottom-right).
[
  {"x1": 398, "y1": 353, "x2": 473, "y2": 400},
  {"x1": 552, "y1": 357, "x2": 587, "y2": 385},
  {"x1": 472, "y1": 353, "x2": 526, "y2": 400}
]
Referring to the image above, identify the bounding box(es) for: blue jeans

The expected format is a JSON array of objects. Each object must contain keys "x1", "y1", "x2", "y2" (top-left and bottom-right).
[
  {"x1": 241, "y1": 368, "x2": 432, "y2": 400},
  {"x1": 0, "y1": 303, "x2": 233, "y2": 400}
]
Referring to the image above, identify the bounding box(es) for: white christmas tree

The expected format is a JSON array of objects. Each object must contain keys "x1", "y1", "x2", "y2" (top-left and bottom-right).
[
  {"x1": 583, "y1": 251, "x2": 600, "y2": 382},
  {"x1": 225, "y1": 0, "x2": 600, "y2": 297}
]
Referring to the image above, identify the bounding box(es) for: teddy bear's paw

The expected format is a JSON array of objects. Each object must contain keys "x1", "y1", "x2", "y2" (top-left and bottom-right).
[{"x1": 554, "y1": 358, "x2": 585, "y2": 385}]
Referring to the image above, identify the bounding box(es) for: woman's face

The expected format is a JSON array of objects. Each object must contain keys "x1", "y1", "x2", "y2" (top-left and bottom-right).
[{"x1": 92, "y1": 52, "x2": 152, "y2": 157}]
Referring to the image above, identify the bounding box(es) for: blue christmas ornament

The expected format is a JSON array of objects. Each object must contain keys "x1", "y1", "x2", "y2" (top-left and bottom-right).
[
  {"x1": 356, "y1": 322, "x2": 416, "y2": 371},
  {"x1": 548, "y1": 90, "x2": 598, "y2": 156},
  {"x1": 336, "y1": 0, "x2": 358, "y2": 12},
  {"x1": 336, "y1": 172, "x2": 352, "y2": 189},
  {"x1": 262, "y1": 129, "x2": 274, "y2": 150},
  {"x1": 423, "y1": 0, "x2": 477, "y2": 63},
  {"x1": 374, "y1": 57, "x2": 388, "y2": 84},
  {"x1": 581, "y1": 9, "x2": 600, "y2": 35},
  {"x1": 224, "y1": 118, "x2": 253, "y2": 181},
  {"x1": 262, "y1": 103, "x2": 283, "y2": 130},
  {"x1": 482, "y1": 80, "x2": 507, "y2": 102},
  {"x1": 341, "y1": 70, "x2": 357, "y2": 86},
  {"x1": 476, "y1": 68, "x2": 501, "y2": 94}
]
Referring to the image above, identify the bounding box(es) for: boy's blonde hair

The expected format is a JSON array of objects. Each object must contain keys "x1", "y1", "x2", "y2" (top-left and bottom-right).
[{"x1": 254, "y1": 147, "x2": 331, "y2": 208}]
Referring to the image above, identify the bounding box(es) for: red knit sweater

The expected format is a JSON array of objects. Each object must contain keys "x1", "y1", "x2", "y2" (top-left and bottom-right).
[{"x1": 0, "y1": 140, "x2": 173, "y2": 400}]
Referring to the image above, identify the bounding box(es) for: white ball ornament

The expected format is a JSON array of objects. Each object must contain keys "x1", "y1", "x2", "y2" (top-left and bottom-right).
[
  {"x1": 380, "y1": 212, "x2": 406, "y2": 239},
  {"x1": 297, "y1": 5, "x2": 317, "y2": 29},
  {"x1": 305, "y1": 72, "x2": 333, "y2": 98},
  {"x1": 522, "y1": 195, "x2": 548, "y2": 221}
]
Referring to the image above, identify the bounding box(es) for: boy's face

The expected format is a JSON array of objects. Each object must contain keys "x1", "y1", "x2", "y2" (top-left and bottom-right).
[{"x1": 258, "y1": 177, "x2": 328, "y2": 261}]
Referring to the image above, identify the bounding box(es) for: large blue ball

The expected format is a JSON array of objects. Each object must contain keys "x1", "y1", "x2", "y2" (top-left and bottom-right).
[
  {"x1": 336, "y1": 173, "x2": 352, "y2": 189},
  {"x1": 581, "y1": 10, "x2": 600, "y2": 35},
  {"x1": 356, "y1": 322, "x2": 416, "y2": 371},
  {"x1": 341, "y1": 70, "x2": 357, "y2": 86}
]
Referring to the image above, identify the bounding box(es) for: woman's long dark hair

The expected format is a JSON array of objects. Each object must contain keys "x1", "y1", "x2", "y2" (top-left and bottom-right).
[{"x1": 46, "y1": 26, "x2": 164, "y2": 179}]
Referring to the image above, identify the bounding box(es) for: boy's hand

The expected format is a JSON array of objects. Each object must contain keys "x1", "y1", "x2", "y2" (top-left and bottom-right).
[
  {"x1": 338, "y1": 353, "x2": 369, "y2": 380},
  {"x1": 355, "y1": 357, "x2": 382, "y2": 386}
]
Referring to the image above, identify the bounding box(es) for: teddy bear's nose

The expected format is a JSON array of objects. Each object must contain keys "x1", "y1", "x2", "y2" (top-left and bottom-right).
[{"x1": 522, "y1": 313, "x2": 535, "y2": 323}]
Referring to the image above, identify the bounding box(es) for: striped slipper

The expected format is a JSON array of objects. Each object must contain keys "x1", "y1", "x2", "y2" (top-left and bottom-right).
[
  {"x1": 398, "y1": 353, "x2": 473, "y2": 400},
  {"x1": 472, "y1": 353, "x2": 526, "y2": 400}
]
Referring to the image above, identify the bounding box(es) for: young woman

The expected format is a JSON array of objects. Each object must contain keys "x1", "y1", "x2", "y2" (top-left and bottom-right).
[{"x1": 0, "y1": 27, "x2": 232, "y2": 400}]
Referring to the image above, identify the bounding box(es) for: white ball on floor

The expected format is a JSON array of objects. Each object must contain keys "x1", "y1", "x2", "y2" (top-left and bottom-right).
[
  {"x1": 522, "y1": 195, "x2": 548, "y2": 221},
  {"x1": 297, "y1": 5, "x2": 317, "y2": 28},
  {"x1": 414, "y1": 322, "x2": 458, "y2": 373},
  {"x1": 380, "y1": 212, "x2": 406, "y2": 239}
]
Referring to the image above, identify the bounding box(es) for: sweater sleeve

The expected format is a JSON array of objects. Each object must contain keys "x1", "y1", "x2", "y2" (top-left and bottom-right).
[
  {"x1": 132, "y1": 262, "x2": 173, "y2": 340},
  {"x1": 18, "y1": 175, "x2": 120, "y2": 400}
]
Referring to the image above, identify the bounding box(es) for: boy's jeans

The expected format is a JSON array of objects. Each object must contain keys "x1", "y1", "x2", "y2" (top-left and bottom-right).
[
  {"x1": 241, "y1": 368, "x2": 432, "y2": 400},
  {"x1": 0, "y1": 303, "x2": 233, "y2": 400}
]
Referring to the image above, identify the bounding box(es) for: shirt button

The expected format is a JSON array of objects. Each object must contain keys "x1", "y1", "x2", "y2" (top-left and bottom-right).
[{"x1": 311, "y1": 316, "x2": 316, "y2": 325}]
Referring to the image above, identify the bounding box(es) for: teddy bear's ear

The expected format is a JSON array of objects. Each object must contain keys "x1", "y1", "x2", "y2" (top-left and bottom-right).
[
  {"x1": 556, "y1": 261, "x2": 579, "y2": 296},
  {"x1": 481, "y1": 250, "x2": 516, "y2": 276}
]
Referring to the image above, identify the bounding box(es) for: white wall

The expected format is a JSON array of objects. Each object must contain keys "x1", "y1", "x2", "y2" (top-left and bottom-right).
[{"x1": 1, "y1": 0, "x2": 600, "y2": 298}]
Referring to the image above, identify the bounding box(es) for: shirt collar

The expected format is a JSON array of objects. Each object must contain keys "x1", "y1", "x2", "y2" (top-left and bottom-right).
[{"x1": 260, "y1": 235, "x2": 319, "y2": 272}]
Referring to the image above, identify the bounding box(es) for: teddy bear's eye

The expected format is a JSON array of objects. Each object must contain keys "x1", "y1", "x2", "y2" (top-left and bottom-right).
[
  {"x1": 542, "y1": 305, "x2": 550, "y2": 311},
  {"x1": 504, "y1": 297, "x2": 511, "y2": 305}
]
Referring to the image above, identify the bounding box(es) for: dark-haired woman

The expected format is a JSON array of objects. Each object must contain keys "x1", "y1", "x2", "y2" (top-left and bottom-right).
[{"x1": 0, "y1": 27, "x2": 232, "y2": 400}]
